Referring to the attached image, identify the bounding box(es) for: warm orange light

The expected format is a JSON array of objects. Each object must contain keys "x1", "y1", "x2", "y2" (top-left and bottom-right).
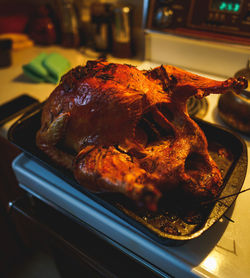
[{"x1": 202, "y1": 256, "x2": 218, "y2": 272}]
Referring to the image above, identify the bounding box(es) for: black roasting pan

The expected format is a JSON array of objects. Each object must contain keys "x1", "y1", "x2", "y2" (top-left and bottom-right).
[{"x1": 8, "y1": 104, "x2": 248, "y2": 246}]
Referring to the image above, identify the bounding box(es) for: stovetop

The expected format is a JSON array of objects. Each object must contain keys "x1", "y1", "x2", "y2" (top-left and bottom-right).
[{"x1": 12, "y1": 59, "x2": 250, "y2": 277}]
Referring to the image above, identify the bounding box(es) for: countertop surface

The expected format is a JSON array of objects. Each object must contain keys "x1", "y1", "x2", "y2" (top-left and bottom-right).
[
  {"x1": 0, "y1": 45, "x2": 142, "y2": 104},
  {"x1": 0, "y1": 45, "x2": 142, "y2": 136}
]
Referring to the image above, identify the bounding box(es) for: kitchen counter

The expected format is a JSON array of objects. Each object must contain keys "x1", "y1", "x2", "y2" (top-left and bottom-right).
[
  {"x1": 0, "y1": 46, "x2": 81, "y2": 104},
  {"x1": 0, "y1": 45, "x2": 142, "y2": 137}
]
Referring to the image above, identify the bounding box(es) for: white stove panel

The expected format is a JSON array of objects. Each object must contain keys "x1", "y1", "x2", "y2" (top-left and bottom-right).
[
  {"x1": 12, "y1": 142, "x2": 250, "y2": 278},
  {"x1": 12, "y1": 61, "x2": 250, "y2": 278}
]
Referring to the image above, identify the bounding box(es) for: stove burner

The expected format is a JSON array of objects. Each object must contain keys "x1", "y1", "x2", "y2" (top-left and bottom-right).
[{"x1": 187, "y1": 96, "x2": 208, "y2": 118}]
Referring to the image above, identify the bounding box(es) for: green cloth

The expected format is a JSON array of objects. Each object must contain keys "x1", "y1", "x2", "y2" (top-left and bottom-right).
[{"x1": 22, "y1": 53, "x2": 70, "y2": 84}]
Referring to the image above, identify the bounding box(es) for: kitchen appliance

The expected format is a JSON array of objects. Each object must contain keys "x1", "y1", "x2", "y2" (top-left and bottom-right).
[
  {"x1": 9, "y1": 2, "x2": 250, "y2": 277},
  {"x1": 10, "y1": 64, "x2": 250, "y2": 277},
  {"x1": 147, "y1": 0, "x2": 250, "y2": 44}
]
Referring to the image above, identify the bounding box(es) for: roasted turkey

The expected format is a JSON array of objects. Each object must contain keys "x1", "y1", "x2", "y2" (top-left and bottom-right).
[{"x1": 36, "y1": 60, "x2": 247, "y2": 211}]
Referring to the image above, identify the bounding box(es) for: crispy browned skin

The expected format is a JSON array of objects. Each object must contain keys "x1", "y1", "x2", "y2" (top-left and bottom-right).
[{"x1": 36, "y1": 60, "x2": 247, "y2": 211}]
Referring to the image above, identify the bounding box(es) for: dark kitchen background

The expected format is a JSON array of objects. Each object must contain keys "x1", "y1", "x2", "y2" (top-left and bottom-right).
[
  {"x1": 0, "y1": 0, "x2": 146, "y2": 59},
  {"x1": 0, "y1": 1, "x2": 145, "y2": 277},
  {"x1": 0, "y1": 0, "x2": 250, "y2": 277}
]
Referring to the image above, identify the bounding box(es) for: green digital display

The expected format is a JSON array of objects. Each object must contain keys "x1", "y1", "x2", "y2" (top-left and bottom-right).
[{"x1": 211, "y1": 0, "x2": 241, "y2": 12}]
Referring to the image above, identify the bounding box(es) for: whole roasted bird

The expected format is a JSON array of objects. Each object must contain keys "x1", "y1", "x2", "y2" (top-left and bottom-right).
[{"x1": 36, "y1": 60, "x2": 247, "y2": 211}]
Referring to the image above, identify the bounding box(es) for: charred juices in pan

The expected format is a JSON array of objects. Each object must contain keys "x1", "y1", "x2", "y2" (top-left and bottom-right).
[{"x1": 36, "y1": 60, "x2": 247, "y2": 211}]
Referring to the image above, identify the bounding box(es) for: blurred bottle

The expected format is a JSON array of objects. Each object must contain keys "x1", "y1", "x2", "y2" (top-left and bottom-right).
[
  {"x1": 112, "y1": 5, "x2": 133, "y2": 58},
  {"x1": 91, "y1": 2, "x2": 113, "y2": 52},
  {"x1": 60, "y1": 0, "x2": 80, "y2": 48},
  {"x1": 74, "y1": 0, "x2": 93, "y2": 47},
  {"x1": 28, "y1": 5, "x2": 57, "y2": 45}
]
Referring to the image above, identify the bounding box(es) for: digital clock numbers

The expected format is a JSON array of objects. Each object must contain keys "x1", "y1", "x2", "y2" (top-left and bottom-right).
[{"x1": 211, "y1": 0, "x2": 242, "y2": 12}]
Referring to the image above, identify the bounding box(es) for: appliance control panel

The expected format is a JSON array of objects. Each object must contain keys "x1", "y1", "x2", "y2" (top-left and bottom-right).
[{"x1": 147, "y1": 0, "x2": 250, "y2": 39}]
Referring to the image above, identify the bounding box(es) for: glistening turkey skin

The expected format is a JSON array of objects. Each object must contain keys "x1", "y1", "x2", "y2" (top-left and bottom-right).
[{"x1": 36, "y1": 60, "x2": 247, "y2": 211}]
